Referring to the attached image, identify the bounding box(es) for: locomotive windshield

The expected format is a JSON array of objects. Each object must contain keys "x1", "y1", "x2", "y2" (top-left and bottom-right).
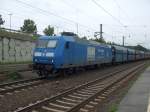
[
  {"x1": 47, "y1": 40, "x2": 57, "y2": 48},
  {"x1": 36, "y1": 40, "x2": 57, "y2": 48},
  {"x1": 36, "y1": 40, "x2": 48, "y2": 48}
]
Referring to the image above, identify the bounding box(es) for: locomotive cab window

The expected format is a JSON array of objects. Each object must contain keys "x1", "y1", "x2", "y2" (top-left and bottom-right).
[
  {"x1": 36, "y1": 40, "x2": 48, "y2": 48},
  {"x1": 36, "y1": 40, "x2": 57, "y2": 48},
  {"x1": 65, "y1": 42, "x2": 70, "y2": 49},
  {"x1": 47, "y1": 40, "x2": 57, "y2": 48}
]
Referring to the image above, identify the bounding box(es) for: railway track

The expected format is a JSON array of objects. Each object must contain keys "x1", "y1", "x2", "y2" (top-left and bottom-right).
[
  {"x1": 0, "y1": 62, "x2": 140, "y2": 97},
  {"x1": 14, "y1": 62, "x2": 145, "y2": 112},
  {"x1": 0, "y1": 77, "x2": 46, "y2": 97}
]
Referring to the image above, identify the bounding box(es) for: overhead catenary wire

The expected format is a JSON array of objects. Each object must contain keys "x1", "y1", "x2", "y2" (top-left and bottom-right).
[
  {"x1": 91, "y1": 0, "x2": 134, "y2": 39},
  {"x1": 13, "y1": 0, "x2": 96, "y2": 32},
  {"x1": 61, "y1": 0, "x2": 133, "y2": 36},
  {"x1": 113, "y1": 0, "x2": 133, "y2": 22},
  {"x1": 60, "y1": 0, "x2": 98, "y2": 24},
  {"x1": 91, "y1": 0, "x2": 125, "y2": 26},
  {"x1": 0, "y1": 9, "x2": 69, "y2": 34}
]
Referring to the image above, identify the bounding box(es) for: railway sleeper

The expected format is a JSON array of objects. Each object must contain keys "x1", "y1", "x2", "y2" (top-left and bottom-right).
[
  {"x1": 77, "y1": 91, "x2": 94, "y2": 95},
  {"x1": 17, "y1": 83, "x2": 27, "y2": 86},
  {"x1": 62, "y1": 97, "x2": 81, "y2": 103},
  {"x1": 80, "y1": 101, "x2": 99, "y2": 111},
  {"x1": 86, "y1": 85, "x2": 104, "y2": 89},
  {"x1": 84, "y1": 88, "x2": 99, "y2": 92},
  {"x1": 41, "y1": 105, "x2": 65, "y2": 112},
  {"x1": 98, "y1": 96, "x2": 106, "y2": 99},
  {"x1": 87, "y1": 83, "x2": 105, "y2": 87},
  {"x1": 85, "y1": 104, "x2": 94, "y2": 109},
  {"x1": 49, "y1": 102, "x2": 71, "y2": 110},
  {"x1": 79, "y1": 89, "x2": 97, "y2": 94},
  {"x1": 79, "y1": 108, "x2": 89, "y2": 112},
  {"x1": 3, "y1": 86, "x2": 12, "y2": 89},
  {"x1": 56, "y1": 100, "x2": 76, "y2": 106},
  {"x1": 68, "y1": 94, "x2": 86, "y2": 100},
  {"x1": 32, "y1": 110, "x2": 39, "y2": 112},
  {"x1": 0, "y1": 88, "x2": 6, "y2": 91},
  {"x1": 94, "y1": 98, "x2": 102, "y2": 102},
  {"x1": 89, "y1": 101, "x2": 99, "y2": 105},
  {"x1": 87, "y1": 84, "x2": 105, "y2": 88},
  {"x1": 73, "y1": 92, "x2": 90, "y2": 97}
]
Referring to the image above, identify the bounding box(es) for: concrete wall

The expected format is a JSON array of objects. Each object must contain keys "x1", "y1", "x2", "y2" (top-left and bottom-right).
[{"x1": 0, "y1": 36, "x2": 35, "y2": 63}]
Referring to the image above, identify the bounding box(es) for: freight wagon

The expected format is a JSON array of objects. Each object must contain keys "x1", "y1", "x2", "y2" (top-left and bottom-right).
[
  {"x1": 127, "y1": 48, "x2": 135, "y2": 61},
  {"x1": 112, "y1": 45, "x2": 128, "y2": 63}
]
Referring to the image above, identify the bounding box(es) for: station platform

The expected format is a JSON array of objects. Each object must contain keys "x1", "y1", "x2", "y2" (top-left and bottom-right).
[{"x1": 118, "y1": 66, "x2": 150, "y2": 112}]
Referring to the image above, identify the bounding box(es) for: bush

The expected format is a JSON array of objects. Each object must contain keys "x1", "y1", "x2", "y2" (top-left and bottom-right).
[{"x1": 0, "y1": 28, "x2": 36, "y2": 41}]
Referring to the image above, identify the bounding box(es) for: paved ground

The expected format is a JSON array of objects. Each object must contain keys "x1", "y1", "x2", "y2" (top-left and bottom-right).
[
  {"x1": 118, "y1": 66, "x2": 150, "y2": 112},
  {"x1": 18, "y1": 71, "x2": 38, "y2": 79},
  {"x1": 0, "y1": 63, "x2": 31, "y2": 73}
]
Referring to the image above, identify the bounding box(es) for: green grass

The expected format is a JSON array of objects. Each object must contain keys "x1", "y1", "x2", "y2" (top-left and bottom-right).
[
  {"x1": 109, "y1": 104, "x2": 118, "y2": 112},
  {"x1": 0, "y1": 28, "x2": 37, "y2": 41},
  {"x1": 7, "y1": 71, "x2": 22, "y2": 80}
]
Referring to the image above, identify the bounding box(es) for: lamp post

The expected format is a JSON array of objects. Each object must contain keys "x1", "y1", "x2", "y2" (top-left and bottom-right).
[{"x1": 8, "y1": 13, "x2": 12, "y2": 31}]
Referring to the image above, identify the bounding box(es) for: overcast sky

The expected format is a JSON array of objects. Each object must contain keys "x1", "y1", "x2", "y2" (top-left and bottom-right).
[{"x1": 0, "y1": 0, "x2": 150, "y2": 48}]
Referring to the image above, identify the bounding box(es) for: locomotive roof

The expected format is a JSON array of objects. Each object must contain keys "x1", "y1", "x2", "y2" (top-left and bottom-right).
[
  {"x1": 39, "y1": 35, "x2": 60, "y2": 39},
  {"x1": 74, "y1": 37, "x2": 110, "y2": 47},
  {"x1": 39, "y1": 35, "x2": 111, "y2": 48}
]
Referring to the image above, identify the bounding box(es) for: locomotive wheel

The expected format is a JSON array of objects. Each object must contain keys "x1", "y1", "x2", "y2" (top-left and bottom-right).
[
  {"x1": 37, "y1": 71, "x2": 43, "y2": 77},
  {"x1": 37, "y1": 70, "x2": 49, "y2": 78},
  {"x1": 50, "y1": 70, "x2": 60, "y2": 77},
  {"x1": 43, "y1": 70, "x2": 49, "y2": 78},
  {"x1": 63, "y1": 68, "x2": 74, "y2": 76}
]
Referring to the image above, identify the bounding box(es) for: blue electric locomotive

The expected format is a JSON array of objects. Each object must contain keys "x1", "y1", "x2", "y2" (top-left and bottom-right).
[{"x1": 33, "y1": 35, "x2": 112, "y2": 77}]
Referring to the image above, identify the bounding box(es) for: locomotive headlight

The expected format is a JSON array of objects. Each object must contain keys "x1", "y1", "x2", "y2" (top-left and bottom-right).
[
  {"x1": 46, "y1": 52, "x2": 54, "y2": 57},
  {"x1": 34, "y1": 52, "x2": 42, "y2": 56}
]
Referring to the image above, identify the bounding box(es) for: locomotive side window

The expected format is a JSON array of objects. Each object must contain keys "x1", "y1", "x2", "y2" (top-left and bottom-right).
[{"x1": 65, "y1": 42, "x2": 70, "y2": 49}]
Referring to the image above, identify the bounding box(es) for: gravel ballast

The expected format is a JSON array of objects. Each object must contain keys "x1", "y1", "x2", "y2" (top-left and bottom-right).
[{"x1": 0, "y1": 62, "x2": 144, "y2": 112}]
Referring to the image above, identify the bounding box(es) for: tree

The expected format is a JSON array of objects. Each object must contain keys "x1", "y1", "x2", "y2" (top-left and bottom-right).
[
  {"x1": 127, "y1": 45, "x2": 148, "y2": 51},
  {"x1": 20, "y1": 19, "x2": 37, "y2": 34},
  {"x1": 82, "y1": 36, "x2": 87, "y2": 40},
  {"x1": 0, "y1": 15, "x2": 5, "y2": 27},
  {"x1": 92, "y1": 37, "x2": 106, "y2": 43},
  {"x1": 43, "y1": 25, "x2": 54, "y2": 36}
]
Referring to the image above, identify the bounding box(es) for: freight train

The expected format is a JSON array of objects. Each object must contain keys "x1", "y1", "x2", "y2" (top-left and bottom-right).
[{"x1": 33, "y1": 33, "x2": 150, "y2": 77}]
